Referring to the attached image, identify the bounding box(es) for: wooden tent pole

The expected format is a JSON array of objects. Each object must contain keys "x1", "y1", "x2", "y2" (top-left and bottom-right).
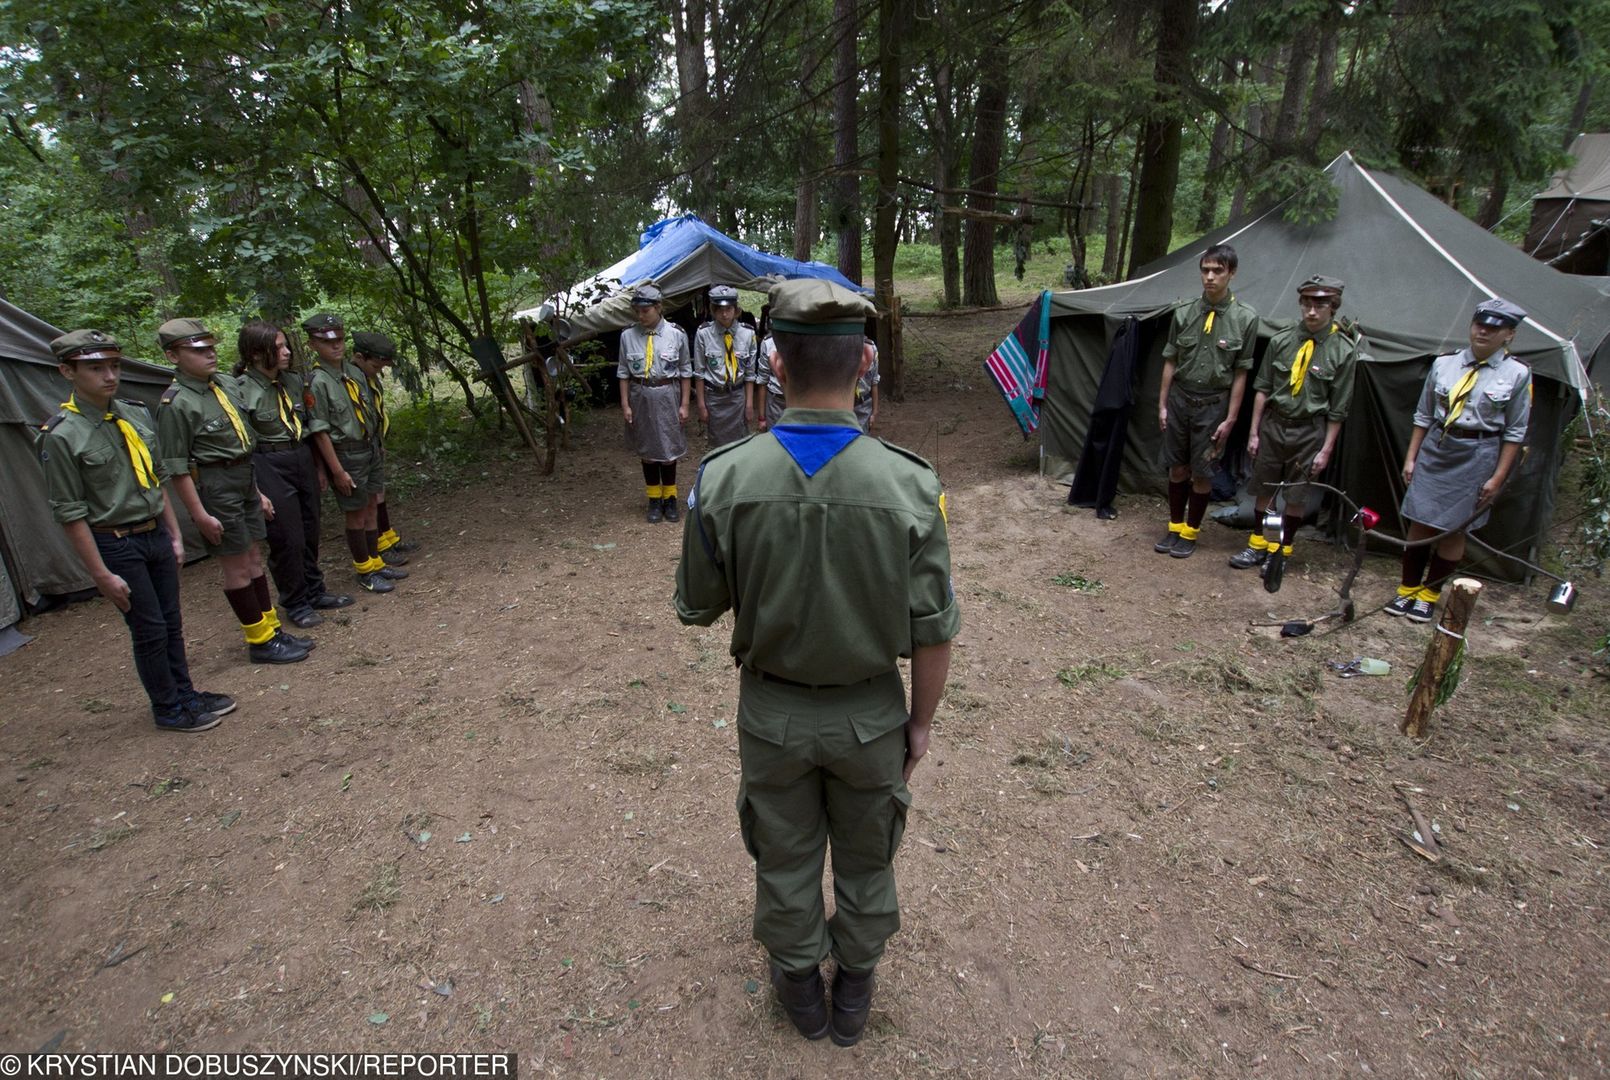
[{"x1": 1402, "y1": 577, "x2": 1482, "y2": 739}]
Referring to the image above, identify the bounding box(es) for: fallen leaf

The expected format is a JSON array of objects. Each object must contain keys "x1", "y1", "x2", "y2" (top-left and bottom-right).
[
  {"x1": 713, "y1": 718, "x2": 728, "y2": 729},
  {"x1": 744, "y1": 979, "x2": 760, "y2": 994},
  {"x1": 368, "y1": 1012, "x2": 389, "y2": 1025},
  {"x1": 455, "y1": 832, "x2": 473, "y2": 843},
  {"x1": 160, "y1": 992, "x2": 175, "y2": 1005},
  {"x1": 488, "y1": 893, "x2": 505, "y2": 905},
  {"x1": 1248, "y1": 874, "x2": 1269, "y2": 887},
  {"x1": 416, "y1": 831, "x2": 432, "y2": 844},
  {"x1": 219, "y1": 810, "x2": 241, "y2": 829},
  {"x1": 1074, "y1": 859, "x2": 1090, "y2": 873},
  {"x1": 341, "y1": 772, "x2": 353, "y2": 792},
  {"x1": 667, "y1": 702, "x2": 688, "y2": 714}
]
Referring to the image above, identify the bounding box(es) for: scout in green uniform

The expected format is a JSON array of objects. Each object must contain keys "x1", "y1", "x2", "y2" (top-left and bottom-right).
[
  {"x1": 302, "y1": 313, "x2": 405, "y2": 593},
  {"x1": 351, "y1": 331, "x2": 419, "y2": 564},
  {"x1": 618, "y1": 284, "x2": 692, "y2": 523},
  {"x1": 236, "y1": 321, "x2": 352, "y2": 628},
  {"x1": 691, "y1": 285, "x2": 758, "y2": 447},
  {"x1": 38, "y1": 330, "x2": 232, "y2": 731},
  {"x1": 1392, "y1": 298, "x2": 1532, "y2": 623},
  {"x1": 156, "y1": 319, "x2": 311, "y2": 664},
  {"x1": 1230, "y1": 276, "x2": 1359, "y2": 589},
  {"x1": 1155, "y1": 243, "x2": 1259, "y2": 558},
  {"x1": 675, "y1": 279, "x2": 959, "y2": 1047}
]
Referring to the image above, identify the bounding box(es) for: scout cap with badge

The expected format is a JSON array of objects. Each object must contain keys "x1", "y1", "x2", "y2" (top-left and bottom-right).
[
  {"x1": 1473, "y1": 298, "x2": 1527, "y2": 328},
  {"x1": 302, "y1": 312, "x2": 345, "y2": 340},
  {"x1": 51, "y1": 328, "x2": 123, "y2": 362},
  {"x1": 157, "y1": 318, "x2": 217, "y2": 350},
  {"x1": 767, "y1": 279, "x2": 874, "y2": 335},
  {"x1": 352, "y1": 331, "x2": 398, "y2": 361},
  {"x1": 631, "y1": 284, "x2": 664, "y2": 306},
  {"x1": 708, "y1": 284, "x2": 739, "y2": 307},
  {"x1": 1296, "y1": 275, "x2": 1345, "y2": 304}
]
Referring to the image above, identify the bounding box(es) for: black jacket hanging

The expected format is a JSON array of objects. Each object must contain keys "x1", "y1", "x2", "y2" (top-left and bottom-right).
[{"x1": 1068, "y1": 316, "x2": 1142, "y2": 516}]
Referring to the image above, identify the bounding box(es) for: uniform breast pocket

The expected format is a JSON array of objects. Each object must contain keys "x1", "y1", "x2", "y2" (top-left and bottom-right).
[
  {"x1": 1216, "y1": 336, "x2": 1244, "y2": 355},
  {"x1": 82, "y1": 446, "x2": 117, "y2": 471},
  {"x1": 1173, "y1": 330, "x2": 1201, "y2": 353},
  {"x1": 1483, "y1": 383, "x2": 1514, "y2": 405},
  {"x1": 201, "y1": 416, "x2": 228, "y2": 434}
]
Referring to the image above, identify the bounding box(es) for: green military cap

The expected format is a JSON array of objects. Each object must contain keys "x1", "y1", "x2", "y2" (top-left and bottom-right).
[
  {"x1": 50, "y1": 328, "x2": 123, "y2": 361},
  {"x1": 352, "y1": 331, "x2": 398, "y2": 360},
  {"x1": 302, "y1": 312, "x2": 345, "y2": 340},
  {"x1": 1297, "y1": 275, "x2": 1345, "y2": 298},
  {"x1": 157, "y1": 318, "x2": 217, "y2": 349},
  {"x1": 767, "y1": 279, "x2": 874, "y2": 336}
]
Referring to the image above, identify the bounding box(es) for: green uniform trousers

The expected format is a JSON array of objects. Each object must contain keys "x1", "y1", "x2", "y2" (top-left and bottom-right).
[{"x1": 735, "y1": 667, "x2": 912, "y2": 974}]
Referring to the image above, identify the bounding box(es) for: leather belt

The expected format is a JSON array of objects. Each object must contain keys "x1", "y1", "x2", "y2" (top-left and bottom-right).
[
  {"x1": 740, "y1": 659, "x2": 854, "y2": 690},
  {"x1": 91, "y1": 518, "x2": 158, "y2": 537},
  {"x1": 254, "y1": 442, "x2": 303, "y2": 454},
  {"x1": 631, "y1": 377, "x2": 675, "y2": 387},
  {"x1": 197, "y1": 454, "x2": 251, "y2": 468},
  {"x1": 1441, "y1": 427, "x2": 1502, "y2": 440},
  {"x1": 1173, "y1": 382, "x2": 1228, "y2": 403},
  {"x1": 707, "y1": 382, "x2": 744, "y2": 392}
]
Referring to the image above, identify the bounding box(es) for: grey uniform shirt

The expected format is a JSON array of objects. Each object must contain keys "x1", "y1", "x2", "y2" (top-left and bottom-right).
[
  {"x1": 617, "y1": 321, "x2": 692, "y2": 380},
  {"x1": 754, "y1": 336, "x2": 783, "y2": 396},
  {"x1": 1413, "y1": 349, "x2": 1531, "y2": 442},
  {"x1": 693, "y1": 322, "x2": 758, "y2": 389}
]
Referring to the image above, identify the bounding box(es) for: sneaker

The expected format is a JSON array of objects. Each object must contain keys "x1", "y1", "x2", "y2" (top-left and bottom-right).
[
  {"x1": 287, "y1": 607, "x2": 324, "y2": 629},
  {"x1": 1228, "y1": 546, "x2": 1267, "y2": 570},
  {"x1": 377, "y1": 565, "x2": 409, "y2": 580},
  {"x1": 662, "y1": 497, "x2": 681, "y2": 523},
  {"x1": 1154, "y1": 529, "x2": 1179, "y2": 554},
  {"x1": 1406, "y1": 597, "x2": 1436, "y2": 624},
  {"x1": 379, "y1": 549, "x2": 409, "y2": 565},
  {"x1": 248, "y1": 635, "x2": 310, "y2": 664},
  {"x1": 357, "y1": 572, "x2": 395, "y2": 593},
  {"x1": 154, "y1": 705, "x2": 222, "y2": 733},
  {"x1": 186, "y1": 690, "x2": 237, "y2": 718},
  {"x1": 389, "y1": 539, "x2": 422, "y2": 554},
  {"x1": 646, "y1": 500, "x2": 663, "y2": 524},
  {"x1": 1385, "y1": 593, "x2": 1416, "y2": 617},
  {"x1": 1169, "y1": 534, "x2": 1197, "y2": 559},
  {"x1": 275, "y1": 629, "x2": 316, "y2": 651}
]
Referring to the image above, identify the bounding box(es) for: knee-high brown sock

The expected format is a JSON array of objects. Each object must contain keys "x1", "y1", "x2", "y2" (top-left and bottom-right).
[
  {"x1": 365, "y1": 529, "x2": 380, "y2": 559},
  {"x1": 224, "y1": 586, "x2": 261, "y2": 625},
  {"x1": 251, "y1": 574, "x2": 272, "y2": 613},
  {"x1": 376, "y1": 501, "x2": 391, "y2": 534},
  {"x1": 1185, "y1": 490, "x2": 1210, "y2": 529},
  {"x1": 1167, "y1": 479, "x2": 1188, "y2": 524},
  {"x1": 1425, "y1": 555, "x2": 1459, "y2": 593},
  {"x1": 1281, "y1": 514, "x2": 1303, "y2": 549},
  {"x1": 1401, "y1": 545, "x2": 1432, "y2": 589},
  {"x1": 345, "y1": 529, "x2": 369, "y2": 564}
]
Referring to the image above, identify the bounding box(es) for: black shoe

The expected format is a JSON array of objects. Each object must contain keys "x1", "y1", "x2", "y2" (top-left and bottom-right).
[
  {"x1": 311, "y1": 592, "x2": 355, "y2": 609},
  {"x1": 356, "y1": 572, "x2": 394, "y2": 593},
  {"x1": 275, "y1": 628, "x2": 316, "y2": 651},
  {"x1": 1096, "y1": 505, "x2": 1117, "y2": 520},
  {"x1": 377, "y1": 565, "x2": 409, "y2": 580},
  {"x1": 154, "y1": 705, "x2": 222, "y2": 733},
  {"x1": 185, "y1": 691, "x2": 237, "y2": 718},
  {"x1": 1262, "y1": 550, "x2": 1285, "y2": 594},
  {"x1": 1154, "y1": 529, "x2": 1179, "y2": 554},
  {"x1": 379, "y1": 549, "x2": 409, "y2": 565},
  {"x1": 646, "y1": 500, "x2": 663, "y2": 524},
  {"x1": 389, "y1": 539, "x2": 422, "y2": 554},
  {"x1": 287, "y1": 607, "x2": 324, "y2": 629},
  {"x1": 829, "y1": 965, "x2": 875, "y2": 1047},
  {"x1": 1407, "y1": 596, "x2": 1436, "y2": 624},
  {"x1": 1169, "y1": 534, "x2": 1197, "y2": 559},
  {"x1": 248, "y1": 636, "x2": 310, "y2": 665},
  {"x1": 1228, "y1": 546, "x2": 1267, "y2": 570},
  {"x1": 1385, "y1": 593, "x2": 1416, "y2": 617},
  {"x1": 770, "y1": 965, "x2": 830, "y2": 1041},
  {"x1": 662, "y1": 496, "x2": 681, "y2": 523}
]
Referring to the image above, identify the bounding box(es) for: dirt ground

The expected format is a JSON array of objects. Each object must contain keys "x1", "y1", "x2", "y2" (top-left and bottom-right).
[{"x1": 3, "y1": 310, "x2": 1608, "y2": 1078}]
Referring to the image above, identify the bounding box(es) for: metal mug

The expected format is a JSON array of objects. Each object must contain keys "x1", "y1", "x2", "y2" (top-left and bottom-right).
[{"x1": 1547, "y1": 580, "x2": 1577, "y2": 614}]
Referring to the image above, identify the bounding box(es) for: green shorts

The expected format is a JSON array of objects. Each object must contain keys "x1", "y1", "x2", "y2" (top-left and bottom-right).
[
  {"x1": 371, "y1": 444, "x2": 387, "y2": 492},
  {"x1": 1252, "y1": 413, "x2": 1327, "y2": 505},
  {"x1": 1160, "y1": 382, "x2": 1229, "y2": 480},
  {"x1": 333, "y1": 445, "x2": 380, "y2": 513},
  {"x1": 195, "y1": 459, "x2": 267, "y2": 556}
]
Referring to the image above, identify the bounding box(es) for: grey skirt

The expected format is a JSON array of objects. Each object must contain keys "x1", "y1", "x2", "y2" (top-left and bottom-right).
[
  {"x1": 764, "y1": 391, "x2": 786, "y2": 429},
  {"x1": 704, "y1": 382, "x2": 749, "y2": 446},
  {"x1": 1401, "y1": 429, "x2": 1501, "y2": 532},
  {"x1": 625, "y1": 381, "x2": 687, "y2": 462}
]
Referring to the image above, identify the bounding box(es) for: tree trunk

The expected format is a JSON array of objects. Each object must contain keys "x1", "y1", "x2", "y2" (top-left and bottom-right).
[
  {"x1": 1476, "y1": 163, "x2": 1508, "y2": 229},
  {"x1": 1303, "y1": 10, "x2": 1340, "y2": 157},
  {"x1": 963, "y1": 51, "x2": 1009, "y2": 307},
  {"x1": 1101, "y1": 174, "x2": 1123, "y2": 277},
  {"x1": 792, "y1": 4, "x2": 821, "y2": 261},
  {"x1": 1196, "y1": 114, "x2": 1231, "y2": 233},
  {"x1": 929, "y1": 58, "x2": 962, "y2": 307},
  {"x1": 1128, "y1": 0, "x2": 1199, "y2": 272},
  {"x1": 831, "y1": 0, "x2": 862, "y2": 283},
  {"x1": 672, "y1": 0, "x2": 713, "y2": 221},
  {"x1": 1566, "y1": 75, "x2": 1594, "y2": 150},
  {"x1": 873, "y1": 0, "x2": 903, "y2": 399},
  {"x1": 1271, "y1": 32, "x2": 1315, "y2": 158}
]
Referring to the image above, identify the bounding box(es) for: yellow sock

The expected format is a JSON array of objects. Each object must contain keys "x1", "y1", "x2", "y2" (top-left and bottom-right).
[
  {"x1": 1397, "y1": 584, "x2": 1419, "y2": 598},
  {"x1": 663, "y1": 484, "x2": 677, "y2": 499},
  {"x1": 1417, "y1": 586, "x2": 1441, "y2": 603},
  {"x1": 242, "y1": 614, "x2": 275, "y2": 645},
  {"x1": 1281, "y1": 544, "x2": 1294, "y2": 557},
  {"x1": 1178, "y1": 524, "x2": 1200, "y2": 541},
  {"x1": 1168, "y1": 521, "x2": 1184, "y2": 535},
  {"x1": 1248, "y1": 533, "x2": 1268, "y2": 550},
  {"x1": 265, "y1": 608, "x2": 282, "y2": 631},
  {"x1": 646, "y1": 484, "x2": 663, "y2": 500},
  {"x1": 377, "y1": 529, "x2": 400, "y2": 551}
]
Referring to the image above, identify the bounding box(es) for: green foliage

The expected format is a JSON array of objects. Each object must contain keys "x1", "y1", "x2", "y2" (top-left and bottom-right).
[{"x1": 1560, "y1": 389, "x2": 1610, "y2": 577}]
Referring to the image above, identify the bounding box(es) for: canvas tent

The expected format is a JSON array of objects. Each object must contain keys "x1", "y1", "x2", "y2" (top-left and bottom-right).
[
  {"x1": 1525, "y1": 134, "x2": 1610, "y2": 276},
  {"x1": 1030, "y1": 151, "x2": 1610, "y2": 579},
  {"x1": 0, "y1": 298, "x2": 202, "y2": 641},
  {"x1": 515, "y1": 214, "x2": 869, "y2": 342}
]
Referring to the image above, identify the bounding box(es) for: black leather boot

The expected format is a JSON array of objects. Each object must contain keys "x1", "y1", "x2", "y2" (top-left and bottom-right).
[
  {"x1": 830, "y1": 965, "x2": 875, "y2": 1047},
  {"x1": 770, "y1": 964, "x2": 830, "y2": 1040}
]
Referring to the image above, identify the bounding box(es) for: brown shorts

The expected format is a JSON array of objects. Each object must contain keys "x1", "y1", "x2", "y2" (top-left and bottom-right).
[
  {"x1": 333, "y1": 445, "x2": 381, "y2": 512},
  {"x1": 1160, "y1": 383, "x2": 1228, "y2": 480},
  {"x1": 195, "y1": 459, "x2": 268, "y2": 556},
  {"x1": 1252, "y1": 413, "x2": 1327, "y2": 505}
]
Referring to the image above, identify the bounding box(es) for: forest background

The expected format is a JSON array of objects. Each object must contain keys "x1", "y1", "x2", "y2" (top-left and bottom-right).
[{"x1": 3, "y1": 0, "x2": 1609, "y2": 409}]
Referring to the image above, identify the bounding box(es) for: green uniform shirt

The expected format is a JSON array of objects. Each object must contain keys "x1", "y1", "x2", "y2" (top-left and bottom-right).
[
  {"x1": 38, "y1": 398, "x2": 170, "y2": 527},
  {"x1": 1162, "y1": 295, "x2": 1259, "y2": 390},
  {"x1": 366, "y1": 374, "x2": 390, "y2": 446},
  {"x1": 239, "y1": 366, "x2": 307, "y2": 446},
  {"x1": 156, "y1": 371, "x2": 256, "y2": 475},
  {"x1": 1254, "y1": 323, "x2": 1360, "y2": 422},
  {"x1": 675, "y1": 407, "x2": 960, "y2": 685},
  {"x1": 307, "y1": 360, "x2": 373, "y2": 447}
]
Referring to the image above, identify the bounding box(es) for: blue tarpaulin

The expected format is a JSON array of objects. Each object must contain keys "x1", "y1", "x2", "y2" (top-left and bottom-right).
[{"x1": 614, "y1": 216, "x2": 869, "y2": 296}]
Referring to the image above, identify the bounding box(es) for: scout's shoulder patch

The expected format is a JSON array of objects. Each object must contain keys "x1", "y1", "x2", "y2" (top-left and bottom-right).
[
  {"x1": 160, "y1": 385, "x2": 181, "y2": 406},
  {"x1": 702, "y1": 432, "x2": 759, "y2": 467},
  {"x1": 117, "y1": 398, "x2": 154, "y2": 419},
  {"x1": 875, "y1": 437, "x2": 938, "y2": 474},
  {"x1": 39, "y1": 411, "x2": 68, "y2": 433}
]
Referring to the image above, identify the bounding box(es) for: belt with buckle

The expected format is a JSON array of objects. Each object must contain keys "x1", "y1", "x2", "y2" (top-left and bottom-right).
[
  {"x1": 1173, "y1": 382, "x2": 1228, "y2": 403},
  {"x1": 708, "y1": 381, "x2": 744, "y2": 392},
  {"x1": 1441, "y1": 427, "x2": 1502, "y2": 440},
  {"x1": 91, "y1": 518, "x2": 158, "y2": 537},
  {"x1": 632, "y1": 377, "x2": 674, "y2": 387},
  {"x1": 198, "y1": 454, "x2": 252, "y2": 468}
]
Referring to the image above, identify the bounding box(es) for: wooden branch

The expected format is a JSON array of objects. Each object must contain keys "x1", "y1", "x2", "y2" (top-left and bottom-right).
[
  {"x1": 1233, "y1": 954, "x2": 1303, "y2": 980},
  {"x1": 904, "y1": 302, "x2": 1029, "y2": 319},
  {"x1": 1402, "y1": 577, "x2": 1482, "y2": 738},
  {"x1": 898, "y1": 173, "x2": 1087, "y2": 212}
]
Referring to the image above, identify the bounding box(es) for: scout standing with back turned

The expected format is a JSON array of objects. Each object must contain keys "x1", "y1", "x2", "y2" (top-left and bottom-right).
[
  {"x1": 692, "y1": 285, "x2": 757, "y2": 447},
  {"x1": 618, "y1": 284, "x2": 692, "y2": 522},
  {"x1": 1155, "y1": 243, "x2": 1258, "y2": 558},
  {"x1": 39, "y1": 329, "x2": 233, "y2": 731}
]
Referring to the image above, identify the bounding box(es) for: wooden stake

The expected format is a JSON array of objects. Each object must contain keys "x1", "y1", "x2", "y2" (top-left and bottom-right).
[{"x1": 1402, "y1": 576, "x2": 1482, "y2": 738}]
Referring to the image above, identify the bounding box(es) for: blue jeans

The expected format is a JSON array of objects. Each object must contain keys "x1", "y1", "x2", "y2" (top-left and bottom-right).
[{"x1": 94, "y1": 524, "x2": 194, "y2": 712}]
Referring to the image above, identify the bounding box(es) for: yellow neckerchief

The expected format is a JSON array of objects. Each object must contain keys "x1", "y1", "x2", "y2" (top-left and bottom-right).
[
  {"x1": 330, "y1": 363, "x2": 370, "y2": 437},
  {"x1": 722, "y1": 329, "x2": 737, "y2": 386},
  {"x1": 268, "y1": 373, "x2": 304, "y2": 440},
  {"x1": 368, "y1": 374, "x2": 390, "y2": 438},
  {"x1": 1202, "y1": 295, "x2": 1231, "y2": 336},
  {"x1": 644, "y1": 330, "x2": 655, "y2": 378},
  {"x1": 207, "y1": 380, "x2": 250, "y2": 450},
  {"x1": 1444, "y1": 350, "x2": 1496, "y2": 428},
  {"x1": 63, "y1": 394, "x2": 158, "y2": 488},
  {"x1": 1289, "y1": 323, "x2": 1337, "y2": 398}
]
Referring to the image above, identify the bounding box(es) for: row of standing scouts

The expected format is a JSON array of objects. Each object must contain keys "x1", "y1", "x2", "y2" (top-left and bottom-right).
[
  {"x1": 38, "y1": 313, "x2": 417, "y2": 733},
  {"x1": 1155, "y1": 243, "x2": 1530, "y2": 623}
]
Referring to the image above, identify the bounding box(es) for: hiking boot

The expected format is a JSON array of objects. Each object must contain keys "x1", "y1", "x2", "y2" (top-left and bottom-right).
[
  {"x1": 662, "y1": 497, "x2": 681, "y2": 523},
  {"x1": 248, "y1": 635, "x2": 310, "y2": 665},
  {"x1": 646, "y1": 500, "x2": 663, "y2": 524},
  {"x1": 186, "y1": 690, "x2": 237, "y2": 718},
  {"x1": 312, "y1": 592, "x2": 355, "y2": 609},
  {"x1": 1262, "y1": 550, "x2": 1285, "y2": 594},
  {"x1": 1228, "y1": 546, "x2": 1266, "y2": 570},
  {"x1": 770, "y1": 964, "x2": 830, "y2": 1041},
  {"x1": 275, "y1": 629, "x2": 316, "y2": 651},
  {"x1": 1169, "y1": 534, "x2": 1197, "y2": 559},
  {"x1": 154, "y1": 705, "x2": 222, "y2": 733},
  {"x1": 830, "y1": 965, "x2": 876, "y2": 1047},
  {"x1": 1154, "y1": 529, "x2": 1179, "y2": 554},
  {"x1": 1406, "y1": 596, "x2": 1436, "y2": 624},
  {"x1": 1385, "y1": 593, "x2": 1416, "y2": 617},
  {"x1": 377, "y1": 564, "x2": 409, "y2": 580}
]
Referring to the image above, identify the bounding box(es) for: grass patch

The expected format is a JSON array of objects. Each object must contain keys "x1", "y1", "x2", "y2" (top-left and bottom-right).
[
  {"x1": 354, "y1": 862, "x2": 402, "y2": 912},
  {"x1": 76, "y1": 824, "x2": 135, "y2": 854},
  {"x1": 148, "y1": 776, "x2": 187, "y2": 797},
  {"x1": 1011, "y1": 731, "x2": 1091, "y2": 770},
  {"x1": 81, "y1": 698, "x2": 116, "y2": 714},
  {"x1": 1051, "y1": 573, "x2": 1104, "y2": 592},
  {"x1": 1058, "y1": 661, "x2": 1126, "y2": 686},
  {"x1": 606, "y1": 748, "x2": 679, "y2": 776}
]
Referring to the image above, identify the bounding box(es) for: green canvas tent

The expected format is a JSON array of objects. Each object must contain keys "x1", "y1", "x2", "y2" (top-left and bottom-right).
[
  {"x1": 1036, "y1": 152, "x2": 1610, "y2": 578},
  {"x1": 1525, "y1": 133, "x2": 1610, "y2": 276},
  {"x1": 0, "y1": 297, "x2": 203, "y2": 644}
]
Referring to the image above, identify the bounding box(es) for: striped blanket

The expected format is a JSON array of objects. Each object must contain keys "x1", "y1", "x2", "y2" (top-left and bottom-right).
[{"x1": 984, "y1": 290, "x2": 1050, "y2": 436}]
